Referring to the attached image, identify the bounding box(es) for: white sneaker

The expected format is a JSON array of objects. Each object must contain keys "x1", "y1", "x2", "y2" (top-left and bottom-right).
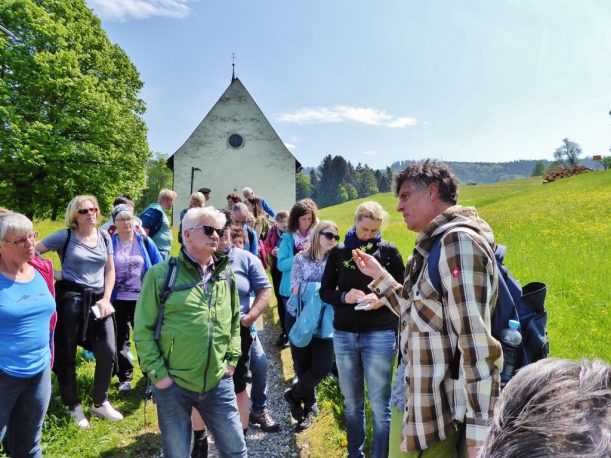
[
  {"x1": 91, "y1": 400, "x2": 124, "y2": 422},
  {"x1": 69, "y1": 405, "x2": 90, "y2": 430}
]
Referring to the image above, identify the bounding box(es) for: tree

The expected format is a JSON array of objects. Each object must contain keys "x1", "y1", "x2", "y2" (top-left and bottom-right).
[
  {"x1": 356, "y1": 166, "x2": 379, "y2": 198},
  {"x1": 296, "y1": 172, "x2": 310, "y2": 200},
  {"x1": 601, "y1": 155, "x2": 611, "y2": 170},
  {"x1": 530, "y1": 161, "x2": 546, "y2": 177},
  {"x1": 136, "y1": 152, "x2": 173, "y2": 211},
  {"x1": 309, "y1": 169, "x2": 319, "y2": 202},
  {"x1": 553, "y1": 138, "x2": 582, "y2": 167},
  {"x1": 0, "y1": 0, "x2": 150, "y2": 219}
]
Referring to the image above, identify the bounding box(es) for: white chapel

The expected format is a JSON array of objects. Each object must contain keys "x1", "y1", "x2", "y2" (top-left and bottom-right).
[{"x1": 167, "y1": 73, "x2": 301, "y2": 224}]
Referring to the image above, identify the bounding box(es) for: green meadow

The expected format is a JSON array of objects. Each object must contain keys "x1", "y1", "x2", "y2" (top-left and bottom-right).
[{"x1": 4, "y1": 170, "x2": 609, "y2": 457}]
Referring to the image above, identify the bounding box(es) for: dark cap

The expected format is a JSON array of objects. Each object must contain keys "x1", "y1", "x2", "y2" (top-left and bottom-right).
[{"x1": 198, "y1": 187, "x2": 211, "y2": 194}]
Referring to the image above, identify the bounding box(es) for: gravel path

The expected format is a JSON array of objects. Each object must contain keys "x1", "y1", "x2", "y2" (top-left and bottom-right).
[{"x1": 207, "y1": 311, "x2": 303, "y2": 457}]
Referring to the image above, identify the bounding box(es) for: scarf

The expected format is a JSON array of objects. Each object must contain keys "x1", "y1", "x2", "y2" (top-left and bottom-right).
[{"x1": 343, "y1": 226, "x2": 382, "y2": 251}]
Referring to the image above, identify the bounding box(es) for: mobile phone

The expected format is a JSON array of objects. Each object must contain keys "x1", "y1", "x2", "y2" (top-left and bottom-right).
[{"x1": 91, "y1": 305, "x2": 101, "y2": 319}]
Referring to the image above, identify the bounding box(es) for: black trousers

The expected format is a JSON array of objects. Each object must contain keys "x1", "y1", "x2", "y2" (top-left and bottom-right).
[
  {"x1": 233, "y1": 325, "x2": 254, "y2": 393},
  {"x1": 113, "y1": 299, "x2": 136, "y2": 383},
  {"x1": 53, "y1": 294, "x2": 116, "y2": 407},
  {"x1": 285, "y1": 313, "x2": 334, "y2": 412}
]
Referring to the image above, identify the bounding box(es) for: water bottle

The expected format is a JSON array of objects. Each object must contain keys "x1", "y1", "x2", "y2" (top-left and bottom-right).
[{"x1": 500, "y1": 319, "x2": 522, "y2": 386}]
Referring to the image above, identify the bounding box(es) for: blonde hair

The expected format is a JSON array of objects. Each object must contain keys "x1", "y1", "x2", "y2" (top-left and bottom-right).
[
  {"x1": 65, "y1": 195, "x2": 100, "y2": 230},
  {"x1": 158, "y1": 188, "x2": 177, "y2": 203},
  {"x1": 308, "y1": 220, "x2": 338, "y2": 261},
  {"x1": 189, "y1": 192, "x2": 206, "y2": 208},
  {"x1": 354, "y1": 201, "x2": 389, "y2": 225}
]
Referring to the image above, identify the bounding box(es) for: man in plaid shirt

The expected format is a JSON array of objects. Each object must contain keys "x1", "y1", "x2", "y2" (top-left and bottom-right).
[{"x1": 353, "y1": 160, "x2": 503, "y2": 457}]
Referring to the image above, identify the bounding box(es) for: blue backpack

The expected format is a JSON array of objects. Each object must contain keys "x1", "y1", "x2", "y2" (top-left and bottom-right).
[{"x1": 428, "y1": 231, "x2": 549, "y2": 382}]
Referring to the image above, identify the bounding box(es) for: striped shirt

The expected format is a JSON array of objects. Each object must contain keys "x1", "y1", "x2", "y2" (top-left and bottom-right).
[{"x1": 369, "y1": 206, "x2": 503, "y2": 452}]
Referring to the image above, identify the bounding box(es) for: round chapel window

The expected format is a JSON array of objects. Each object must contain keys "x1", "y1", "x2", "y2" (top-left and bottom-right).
[{"x1": 228, "y1": 134, "x2": 244, "y2": 148}]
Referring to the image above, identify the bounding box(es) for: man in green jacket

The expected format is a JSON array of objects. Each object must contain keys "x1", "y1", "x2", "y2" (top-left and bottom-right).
[{"x1": 134, "y1": 206, "x2": 246, "y2": 458}]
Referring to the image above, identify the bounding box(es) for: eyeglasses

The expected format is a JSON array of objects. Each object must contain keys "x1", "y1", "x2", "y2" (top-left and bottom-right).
[
  {"x1": 191, "y1": 225, "x2": 224, "y2": 237},
  {"x1": 77, "y1": 207, "x2": 98, "y2": 215},
  {"x1": 4, "y1": 231, "x2": 38, "y2": 246},
  {"x1": 320, "y1": 231, "x2": 340, "y2": 241}
]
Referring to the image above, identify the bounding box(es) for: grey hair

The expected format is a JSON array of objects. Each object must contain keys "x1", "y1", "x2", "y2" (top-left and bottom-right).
[
  {"x1": 479, "y1": 358, "x2": 610, "y2": 458},
  {"x1": 0, "y1": 211, "x2": 33, "y2": 242},
  {"x1": 182, "y1": 206, "x2": 226, "y2": 237}
]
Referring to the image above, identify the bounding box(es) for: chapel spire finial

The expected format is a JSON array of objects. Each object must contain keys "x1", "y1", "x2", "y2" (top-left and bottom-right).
[{"x1": 231, "y1": 52, "x2": 237, "y2": 82}]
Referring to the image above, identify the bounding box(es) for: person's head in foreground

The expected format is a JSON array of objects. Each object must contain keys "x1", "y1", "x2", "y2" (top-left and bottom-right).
[{"x1": 479, "y1": 357, "x2": 610, "y2": 458}]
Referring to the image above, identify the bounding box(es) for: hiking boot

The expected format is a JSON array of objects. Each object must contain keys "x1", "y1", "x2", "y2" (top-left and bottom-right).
[
  {"x1": 296, "y1": 410, "x2": 316, "y2": 431},
  {"x1": 91, "y1": 400, "x2": 123, "y2": 422},
  {"x1": 190, "y1": 431, "x2": 208, "y2": 458},
  {"x1": 69, "y1": 404, "x2": 90, "y2": 430},
  {"x1": 283, "y1": 388, "x2": 304, "y2": 422},
  {"x1": 118, "y1": 381, "x2": 132, "y2": 394},
  {"x1": 249, "y1": 409, "x2": 280, "y2": 433},
  {"x1": 275, "y1": 334, "x2": 289, "y2": 348}
]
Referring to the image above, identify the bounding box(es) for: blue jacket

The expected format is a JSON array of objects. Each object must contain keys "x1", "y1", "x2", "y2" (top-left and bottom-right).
[
  {"x1": 288, "y1": 282, "x2": 334, "y2": 347},
  {"x1": 111, "y1": 231, "x2": 162, "y2": 301},
  {"x1": 261, "y1": 198, "x2": 275, "y2": 218},
  {"x1": 277, "y1": 232, "x2": 295, "y2": 297}
]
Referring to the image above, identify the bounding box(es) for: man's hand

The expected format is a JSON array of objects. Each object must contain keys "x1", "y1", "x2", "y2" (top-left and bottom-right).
[
  {"x1": 353, "y1": 249, "x2": 385, "y2": 279},
  {"x1": 154, "y1": 376, "x2": 173, "y2": 389},
  {"x1": 225, "y1": 365, "x2": 235, "y2": 377},
  {"x1": 96, "y1": 298, "x2": 115, "y2": 318},
  {"x1": 240, "y1": 314, "x2": 255, "y2": 328},
  {"x1": 271, "y1": 247, "x2": 279, "y2": 257}
]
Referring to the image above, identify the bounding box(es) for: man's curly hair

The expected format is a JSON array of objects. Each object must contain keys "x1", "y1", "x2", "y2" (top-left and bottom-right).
[{"x1": 393, "y1": 159, "x2": 459, "y2": 204}]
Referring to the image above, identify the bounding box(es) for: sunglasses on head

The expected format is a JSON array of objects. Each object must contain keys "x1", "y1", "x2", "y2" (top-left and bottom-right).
[
  {"x1": 320, "y1": 231, "x2": 340, "y2": 241},
  {"x1": 192, "y1": 224, "x2": 224, "y2": 237},
  {"x1": 77, "y1": 207, "x2": 98, "y2": 215}
]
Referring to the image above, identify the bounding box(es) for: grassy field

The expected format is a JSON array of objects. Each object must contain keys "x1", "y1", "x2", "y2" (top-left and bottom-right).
[{"x1": 3, "y1": 170, "x2": 609, "y2": 457}]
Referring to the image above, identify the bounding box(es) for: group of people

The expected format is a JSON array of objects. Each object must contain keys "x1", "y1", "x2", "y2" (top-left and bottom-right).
[{"x1": 0, "y1": 161, "x2": 609, "y2": 458}]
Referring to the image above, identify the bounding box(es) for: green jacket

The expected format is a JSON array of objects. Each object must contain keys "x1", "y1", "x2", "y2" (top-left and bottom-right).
[{"x1": 134, "y1": 250, "x2": 241, "y2": 393}]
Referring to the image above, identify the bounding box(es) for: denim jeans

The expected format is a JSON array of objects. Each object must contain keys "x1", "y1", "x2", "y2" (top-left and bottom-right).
[
  {"x1": 0, "y1": 365, "x2": 51, "y2": 458},
  {"x1": 154, "y1": 377, "x2": 246, "y2": 458},
  {"x1": 333, "y1": 329, "x2": 397, "y2": 458},
  {"x1": 249, "y1": 334, "x2": 268, "y2": 412}
]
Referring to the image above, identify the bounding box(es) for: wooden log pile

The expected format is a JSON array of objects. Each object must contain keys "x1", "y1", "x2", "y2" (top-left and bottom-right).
[{"x1": 543, "y1": 164, "x2": 593, "y2": 183}]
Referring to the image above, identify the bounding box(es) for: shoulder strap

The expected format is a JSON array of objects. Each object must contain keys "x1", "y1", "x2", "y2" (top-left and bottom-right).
[
  {"x1": 60, "y1": 229, "x2": 72, "y2": 265},
  {"x1": 154, "y1": 257, "x2": 179, "y2": 341}
]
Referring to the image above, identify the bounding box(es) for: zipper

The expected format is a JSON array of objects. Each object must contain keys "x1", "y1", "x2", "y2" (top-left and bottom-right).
[{"x1": 202, "y1": 280, "x2": 214, "y2": 389}]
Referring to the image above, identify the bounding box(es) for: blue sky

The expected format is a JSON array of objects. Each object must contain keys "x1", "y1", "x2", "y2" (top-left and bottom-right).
[{"x1": 88, "y1": 0, "x2": 611, "y2": 169}]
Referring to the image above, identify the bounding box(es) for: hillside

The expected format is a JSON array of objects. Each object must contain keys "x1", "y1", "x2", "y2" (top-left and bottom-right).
[{"x1": 317, "y1": 170, "x2": 610, "y2": 360}]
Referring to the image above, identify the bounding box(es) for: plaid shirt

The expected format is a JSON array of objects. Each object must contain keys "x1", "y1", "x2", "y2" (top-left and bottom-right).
[{"x1": 369, "y1": 206, "x2": 503, "y2": 452}]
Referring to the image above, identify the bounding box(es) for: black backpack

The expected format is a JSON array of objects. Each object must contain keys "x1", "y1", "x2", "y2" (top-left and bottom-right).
[{"x1": 428, "y1": 230, "x2": 549, "y2": 383}]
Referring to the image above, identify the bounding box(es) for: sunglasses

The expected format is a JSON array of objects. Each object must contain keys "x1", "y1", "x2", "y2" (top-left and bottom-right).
[
  {"x1": 192, "y1": 225, "x2": 224, "y2": 237},
  {"x1": 320, "y1": 231, "x2": 340, "y2": 241},
  {"x1": 5, "y1": 231, "x2": 38, "y2": 246},
  {"x1": 77, "y1": 207, "x2": 98, "y2": 215}
]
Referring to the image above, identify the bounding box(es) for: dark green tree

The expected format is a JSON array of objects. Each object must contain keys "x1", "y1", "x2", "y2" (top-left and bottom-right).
[
  {"x1": 296, "y1": 172, "x2": 310, "y2": 200},
  {"x1": 0, "y1": 0, "x2": 150, "y2": 218},
  {"x1": 356, "y1": 165, "x2": 379, "y2": 197},
  {"x1": 136, "y1": 152, "x2": 173, "y2": 211},
  {"x1": 553, "y1": 138, "x2": 582, "y2": 167},
  {"x1": 530, "y1": 161, "x2": 546, "y2": 176},
  {"x1": 309, "y1": 169, "x2": 319, "y2": 202}
]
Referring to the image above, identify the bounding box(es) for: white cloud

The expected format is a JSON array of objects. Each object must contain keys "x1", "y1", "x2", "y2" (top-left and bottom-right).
[
  {"x1": 87, "y1": 0, "x2": 193, "y2": 21},
  {"x1": 361, "y1": 150, "x2": 379, "y2": 156},
  {"x1": 284, "y1": 142, "x2": 296, "y2": 150},
  {"x1": 277, "y1": 105, "x2": 418, "y2": 128}
]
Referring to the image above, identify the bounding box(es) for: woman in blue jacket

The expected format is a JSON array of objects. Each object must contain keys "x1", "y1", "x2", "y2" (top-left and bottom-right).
[
  {"x1": 111, "y1": 207, "x2": 161, "y2": 393},
  {"x1": 277, "y1": 199, "x2": 318, "y2": 323}
]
